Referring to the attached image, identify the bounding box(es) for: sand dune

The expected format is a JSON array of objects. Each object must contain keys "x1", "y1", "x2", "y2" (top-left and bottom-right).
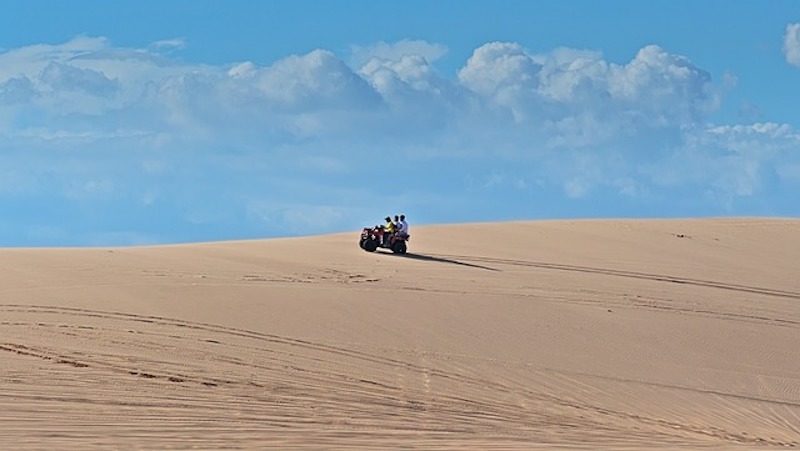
[{"x1": 1, "y1": 218, "x2": 798, "y2": 449}]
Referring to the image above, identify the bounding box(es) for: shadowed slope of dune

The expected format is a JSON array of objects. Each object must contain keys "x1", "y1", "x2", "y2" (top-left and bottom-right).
[{"x1": 1, "y1": 218, "x2": 798, "y2": 449}]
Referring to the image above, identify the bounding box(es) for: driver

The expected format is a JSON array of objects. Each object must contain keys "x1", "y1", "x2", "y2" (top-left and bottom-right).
[{"x1": 383, "y1": 216, "x2": 396, "y2": 244}]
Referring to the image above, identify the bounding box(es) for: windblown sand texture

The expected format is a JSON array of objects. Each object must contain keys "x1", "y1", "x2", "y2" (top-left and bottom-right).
[{"x1": 1, "y1": 218, "x2": 798, "y2": 449}]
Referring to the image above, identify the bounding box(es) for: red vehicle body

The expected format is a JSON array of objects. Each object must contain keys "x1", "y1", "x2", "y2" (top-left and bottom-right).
[{"x1": 359, "y1": 226, "x2": 408, "y2": 254}]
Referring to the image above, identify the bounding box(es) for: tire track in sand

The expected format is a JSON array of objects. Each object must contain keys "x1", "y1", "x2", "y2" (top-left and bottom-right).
[
  {"x1": 1, "y1": 304, "x2": 797, "y2": 448},
  {"x1": 422, "y1": 253, "x2": 800, "y2": 300}
]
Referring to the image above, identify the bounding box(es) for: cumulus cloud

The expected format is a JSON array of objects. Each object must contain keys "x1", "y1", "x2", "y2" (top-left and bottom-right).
[
  {"x1": 254, "y1": 49, "x2": 381, "y2": 111},
  {"x1": 607, "y1": 45, "x2": 717, "y2": 123},
  {"x1": 358, "y1": 53, "x2": 470, "y2": 128},
  {"x1": 0, "y1": 36, "x2": 110, "y2": 81},
  {"x1": 0, "y1": 36, "x2": 721, "y2": 146},
  {"x1": 1, "y1": 35, "x2": 797, "y2": 245},
  {"x1": 458, "y1": 42, "x2": 716, "y2": 128},
  {"x1": 458, "y1": 41, "x2": 542, "y2": 121},
  {"x1": 39, "y1": 61, "x2": 119, "y2": 96},
  {"x1": 350, "y1": 39, "x2": 448, "y2": 68},
  {"x1": 785, "y1": 23, "x2": 800, "y2": 66}
]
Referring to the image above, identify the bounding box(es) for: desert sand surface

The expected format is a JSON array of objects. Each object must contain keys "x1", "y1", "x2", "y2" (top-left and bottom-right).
[{"x1": 1, "y1": 218, "x2": 798, "y2": 450}]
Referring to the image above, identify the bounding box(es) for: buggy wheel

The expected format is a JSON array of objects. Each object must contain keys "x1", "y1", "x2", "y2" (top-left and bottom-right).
[
  {"x1": 363, "y1": 238, "x2": 378, "y2": 252},
  {"x1": 391, "y1": 240, "x2": 407, "y2": 254}
]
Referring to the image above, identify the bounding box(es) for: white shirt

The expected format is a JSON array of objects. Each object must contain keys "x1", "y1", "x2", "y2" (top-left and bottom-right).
[{"x1": 399, "y1": 220, "x2": 409, "y2": 234}]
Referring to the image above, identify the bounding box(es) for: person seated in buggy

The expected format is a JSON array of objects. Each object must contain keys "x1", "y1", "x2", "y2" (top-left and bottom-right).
[
  {"x1": 396, "y1": 214, "x2": 409, "y2": 239},
  {"x1": 383, "y1": 216, "x2": 396, "y2": 245}
]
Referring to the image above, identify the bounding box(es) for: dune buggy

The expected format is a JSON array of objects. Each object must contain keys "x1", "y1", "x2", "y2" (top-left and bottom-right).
[{"x1": 359, "y1": 226, "x2": 408, "y2": 254}]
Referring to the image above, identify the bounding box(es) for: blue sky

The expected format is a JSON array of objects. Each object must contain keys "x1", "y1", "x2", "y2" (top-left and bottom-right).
[{"x1": 1, "y1": 1, "x2": 799, "y2": 246}]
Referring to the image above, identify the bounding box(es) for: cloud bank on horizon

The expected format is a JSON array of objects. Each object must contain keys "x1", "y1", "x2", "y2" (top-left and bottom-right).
[{"x1": 1, "y1": 34, "x2": 799, "y2": 246}]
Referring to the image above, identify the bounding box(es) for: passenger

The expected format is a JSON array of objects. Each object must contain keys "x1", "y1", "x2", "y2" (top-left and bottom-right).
[{"x1": 398, "y1": 214, "x2": 409, "y2": 237}]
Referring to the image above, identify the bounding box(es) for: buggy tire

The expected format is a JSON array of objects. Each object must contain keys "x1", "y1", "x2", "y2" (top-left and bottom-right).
[
  {"x1": 363, "y1": 238, "x2": 378, "y2": 252},
  {"x1": 391, "y1": 241, "x2": 407, "y2": 254}
]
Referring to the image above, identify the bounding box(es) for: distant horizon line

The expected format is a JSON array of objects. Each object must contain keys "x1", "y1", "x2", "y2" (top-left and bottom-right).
[{"x1": 3, "y1": 215, "x2": 797, "y2": 250}]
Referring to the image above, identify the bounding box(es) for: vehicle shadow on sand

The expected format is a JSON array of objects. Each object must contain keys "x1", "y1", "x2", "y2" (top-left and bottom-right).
[{"x1": 384, "y1": 251, "x2": 500, "y2": 271}]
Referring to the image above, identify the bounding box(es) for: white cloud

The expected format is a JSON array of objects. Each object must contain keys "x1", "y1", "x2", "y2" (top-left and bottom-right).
[
  {"x1": 350, "y1": 39, "x2": 448, "y2": 68},
  {"x1": 704, "y1": 122, "x2": 799, "y2": 155},
  {"x1": 39, "y1": 61, "x2": 119, "y2": 96},
  {"x1": 784, "y1": 23, "x2": 800, "y2": 67},
  {"x1": 228, "y1": 61, "x2": 257, "y2": 79},
  {"x1": 358, "y1": 53, "x2": 469, "y2": 125},
  {"x1": 534, "y1": 47, "x2": 608, "y2": 103},
  {"x1": 361, "y1": 54, "x2": 435, "y2": 88},
  {"x1": 648, "y1": 122, "x2": 800, "y2": 200},
  {"x1": 457, "y1": 42, "x2": 716, "y2": 128},
  {"x1": 458, "y1": 41, "x2": 542, "y2": 116},
  {"x1": 0, "y1": 36, "x2": 110, "y2": 81},
  {"x1": 608, "y1": 45, "x2": 717, "y2": 123},
  {"x1": 0, "y1": 37, "x2": 720, "y2": 147},
  {"x1": 149, "y1": 38, "x2": 186, "y2": 52},
  {"x1": 1, "y1": 36, "x2": 797, "y2": 245},
  {"x1": 253, "y1": 49, "x2": 381, "y2": 111}
]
